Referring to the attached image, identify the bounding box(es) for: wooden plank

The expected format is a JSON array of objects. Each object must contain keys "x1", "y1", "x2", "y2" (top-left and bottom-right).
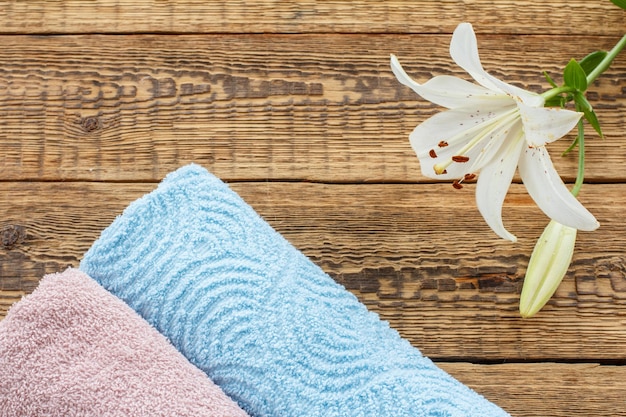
[
  {"x1": 0, "y1": 0, "x2": 624, "y2": 36},
  {"x1": 439, "y1": 362, "x2": 626, "y2": 417},
  {"x1": 0, "y1": 1, "x2": 622, "y2": 414},
  {"x1": 2, "y1": 181, "x2": 625, "y2": 361},
  {"x1": 0, "y1": 34, "x2": 624, "y2": 183}
]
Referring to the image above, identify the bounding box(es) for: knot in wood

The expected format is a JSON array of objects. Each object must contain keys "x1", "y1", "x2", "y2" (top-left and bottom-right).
[
  {"x1": 1, "y1": 224, "x2": 24, "y2": 249},
  {"x1": 81, "y1": 116, "x2": 100, "y2": 132}
]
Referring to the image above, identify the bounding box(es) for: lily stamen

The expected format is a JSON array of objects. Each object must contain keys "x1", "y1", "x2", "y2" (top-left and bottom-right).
[
  {"x1": 451, "y1": 172, "x2": 477, "y2": 190},
  {"x1": 432, "y1": 108, "x2": 519, "y2": 176},
  {"x1": 391, "y1": 22, "x2": 598, "y2": 241}
]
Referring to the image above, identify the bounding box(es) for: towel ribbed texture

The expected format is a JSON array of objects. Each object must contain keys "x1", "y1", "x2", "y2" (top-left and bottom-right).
[
  {"x1": 80, "y1": 163, "x2": 510, "y2": 417},
  {"x1": 0, "y1": 268, "x2": 249, "y2": 417}
]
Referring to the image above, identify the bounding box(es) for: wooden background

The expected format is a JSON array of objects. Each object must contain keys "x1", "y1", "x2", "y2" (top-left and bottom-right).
[{"x1": 1, "y1": 1, "x2": 625, "y2": 415}]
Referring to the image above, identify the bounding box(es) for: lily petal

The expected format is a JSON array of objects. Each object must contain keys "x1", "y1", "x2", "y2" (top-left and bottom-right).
[
  {"x1": 449, "y1": 23, "x2": 544, "y2": 108},
  {"x1": 448, "y1": 23, "x2": 502, "y2": 93},
  {"x1": 517, "y1": 100, "x2": 582, "y2": 147},
  {"x1": 519, "y1": 147, "x2": 599, "y2": 231},
  {"x1": 391, "y1": 55, "x2": 509, "y2": 109},
  {"x1": 410, "y1": 105, "x2": 516, "y2": 179},
  {"x1": 475, "y1": 128, "x2": 526, "y2": 242}
]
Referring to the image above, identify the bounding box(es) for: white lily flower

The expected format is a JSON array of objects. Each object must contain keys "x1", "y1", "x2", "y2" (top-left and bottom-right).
[
  {"x1": 391, "y1": 22, "x2": 599, "y2": 241},
  {"x1": 519, "y1": 220, "x2": 577, "y2": 318}
]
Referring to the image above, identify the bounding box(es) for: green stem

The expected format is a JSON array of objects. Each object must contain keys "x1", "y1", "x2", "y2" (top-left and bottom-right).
[
  {"x1": 550, "y1": 34, "x2": 626, "y2": 197},
  {"x1": 541, "y1": 85, "x2": 575, "y2": 101},
  {"x1": 586, "y1": 33, "x2": 626, "y2": 85},
  {"x1": 570, "y1": 112, "x2": 585, "y2": 198},
  {"x1": 541, "y1": 33, "x2": 626, "y2": 102}
]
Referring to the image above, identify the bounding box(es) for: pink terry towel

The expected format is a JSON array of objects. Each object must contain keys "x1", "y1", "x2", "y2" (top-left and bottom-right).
[{"x1": 0, "y1": 268, "x2": 249, "y2": 417}]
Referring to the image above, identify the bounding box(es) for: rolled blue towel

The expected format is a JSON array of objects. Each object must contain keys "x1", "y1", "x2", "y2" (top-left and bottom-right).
[{"x1": 81, "y1": 163, "x2": 509, "y2": 417}]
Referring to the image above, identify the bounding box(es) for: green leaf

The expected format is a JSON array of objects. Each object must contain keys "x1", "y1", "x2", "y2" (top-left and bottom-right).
[
  {"x1": 611, "y1": 0, "x2": 626, "y2": 10},
  {"x1": 584, "y1": 108, "x2": 603, "y2": 138},
  {"x1": 563, "y1": 59, "x2": 588, "y2": 91},
  {"x1": 574, "y1": 92, "x2": 603, "y2": 138},
  {"x1": 543, "y1": 71, "x2": 558, "y2": 88},
  {"x1": 561, "y1": 135, "x2": 579, "y2": 156},
  {"x1": 578, "y1": 50, "x2": 608, "y2": 75},
  {"x1": 574, "y1": 92, "x2": 592, "y2": 113}
]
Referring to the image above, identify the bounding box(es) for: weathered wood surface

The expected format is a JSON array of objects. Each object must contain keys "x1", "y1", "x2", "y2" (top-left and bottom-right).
[
  {"x1": 0, "y1": 0, "x2": 624, "y2": 35},
  {"x1": 0, "y1": 182, "x2": 626, "y2": 361},
  {"x1": 2, "y1": 181, "x2": 626, "y2": 363},
  {"x1": 1, "y1": 1, "x2": 626, "y2": 416},
  {"x1": 0, "y1": 34, "x2": 624, "y2": 183},
  {"x1": 442, "y1": 362, "x2": 626, "y2": 417}
]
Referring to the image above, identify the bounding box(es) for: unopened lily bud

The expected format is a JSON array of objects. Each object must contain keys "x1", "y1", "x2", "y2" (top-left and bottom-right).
[{"x1": 519, "y1": 220, "x2": 577, "y2": 318}]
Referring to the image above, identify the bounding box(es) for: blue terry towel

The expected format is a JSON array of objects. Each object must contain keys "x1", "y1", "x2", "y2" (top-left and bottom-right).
[{"x1": 81, "y1": 163, "x2": 510, "y2": 417}]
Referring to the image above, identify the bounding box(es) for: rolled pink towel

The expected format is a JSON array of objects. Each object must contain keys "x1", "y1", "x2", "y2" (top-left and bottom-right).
[{"x1": 0, "y1": 268, "x2": 249, "y2": 417}]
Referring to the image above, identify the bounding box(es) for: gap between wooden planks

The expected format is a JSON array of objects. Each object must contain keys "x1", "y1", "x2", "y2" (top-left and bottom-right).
[
  {"x1": 1, "y1": 2, "x2": 625, "y2": 416},
  {"x1": 439, "y1": 362, "x2": 626, "y2": 417},
  {"x1": 1, "y1": 180, "x2": 625, "y2": 363},
  {"x1": 0, "y1": 34, "x2": 625, "y2": 183}
]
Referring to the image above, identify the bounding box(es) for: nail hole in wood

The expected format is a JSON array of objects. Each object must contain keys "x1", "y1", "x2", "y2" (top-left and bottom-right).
[{"x1": 1, "y1": 225, "x2": 25, "y2": 249}]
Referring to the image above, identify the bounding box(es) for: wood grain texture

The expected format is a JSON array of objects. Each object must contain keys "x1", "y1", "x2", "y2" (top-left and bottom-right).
[
  {"x1": 439, "y1": 362, "x2": 626, "y2": 417},
  {"x1": 0, "y1": 0, "x2": 624, "y2": 35},
  {"x1": 0, "y1": 34, "x2": 624, "y2": 182},
  {"x1": 2, "y1": 181, "x2": 625, "y2": 362},
  {"x1": 1, "y1": 1, "x2": 625, "y2": 415}
]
